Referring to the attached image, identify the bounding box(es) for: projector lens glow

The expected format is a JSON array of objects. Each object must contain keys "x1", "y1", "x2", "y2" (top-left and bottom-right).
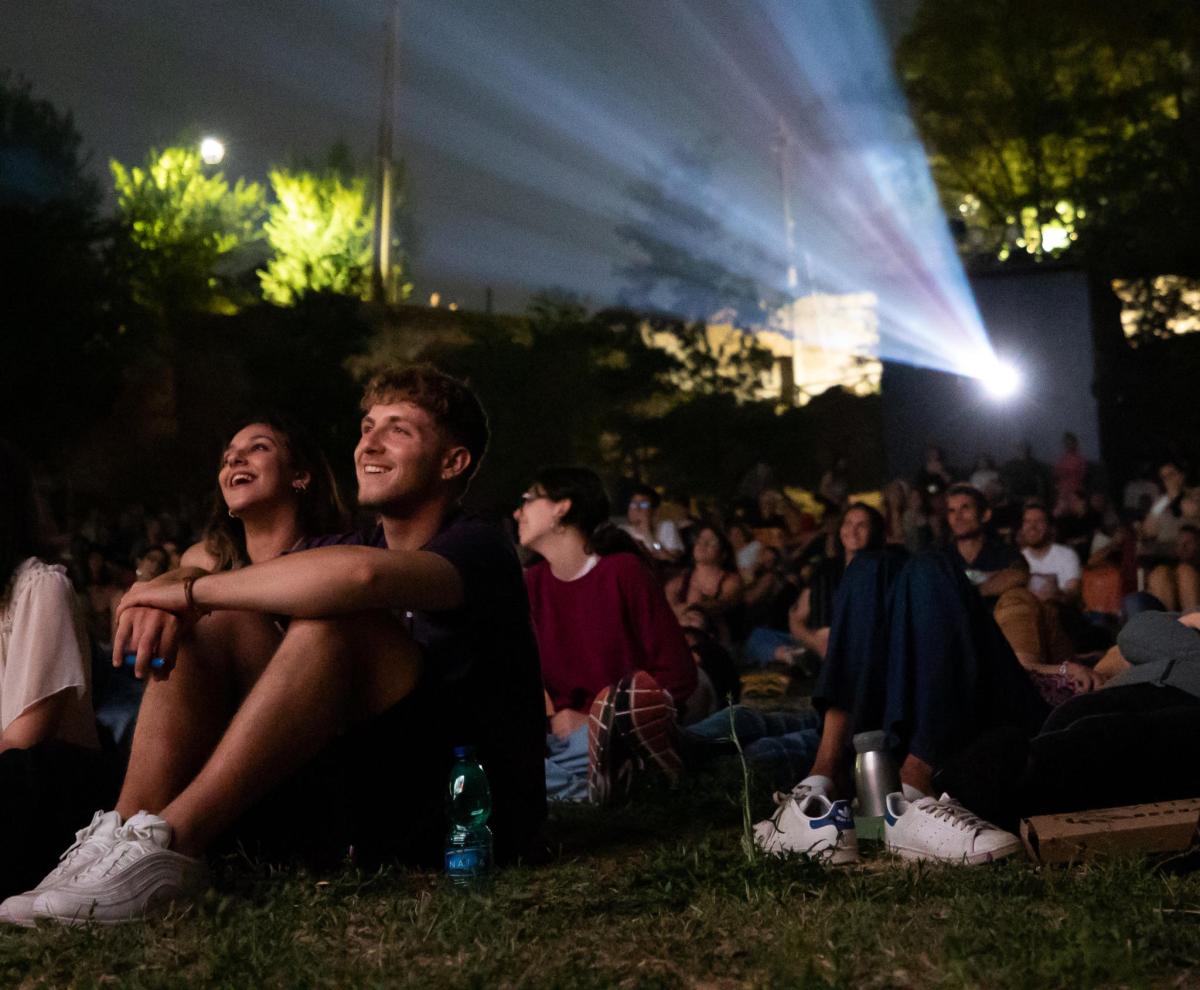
[{"x1": 980, "y1": 359, "x2": 1021, "y2": 400}]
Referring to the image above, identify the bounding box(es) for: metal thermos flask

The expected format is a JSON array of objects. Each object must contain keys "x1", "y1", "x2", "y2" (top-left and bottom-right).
[{"x1": 852, "y1": 730, "x2": 901, "y2": 818}]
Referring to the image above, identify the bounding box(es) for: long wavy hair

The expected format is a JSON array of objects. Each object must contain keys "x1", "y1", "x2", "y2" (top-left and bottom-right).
[
  {"x1": 0, "y1": 439, "x2": 49, "y2": 593},
  {"x1": 689, "y1": 522, "x2": 738, "y2": 574},
  {"x1": 833, "y1": 502, "x2": 887, "y2": 560},
  {"x1": 202, "y1": 414, "x2": 348, "y2": 571}
]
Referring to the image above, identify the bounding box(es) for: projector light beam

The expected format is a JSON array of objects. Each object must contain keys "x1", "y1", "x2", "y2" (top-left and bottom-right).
[{"x1": 388, "y1": 0, "x2": 1007, "y2": 382}]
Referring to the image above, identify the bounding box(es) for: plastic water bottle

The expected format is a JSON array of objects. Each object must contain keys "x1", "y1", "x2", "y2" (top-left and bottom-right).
[{"x1": 444, "y1": 745, "x2": 493, "y2": 887}]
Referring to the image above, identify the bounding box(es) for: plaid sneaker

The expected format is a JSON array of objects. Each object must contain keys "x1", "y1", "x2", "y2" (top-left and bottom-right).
[
  {"x1": 588, "y1": 684, "x2": 633, "y2": 806},
  {"x1": 613, "y1": 671, "x2": 683, "y2": 783}
]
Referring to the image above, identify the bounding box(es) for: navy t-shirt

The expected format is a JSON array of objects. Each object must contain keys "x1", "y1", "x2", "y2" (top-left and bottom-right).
[
  {"x1": 949, "y1": 537, "x2": 1021, "y2": 574},
  {"x1": 298, "y1": 510, "x2": 547, "y2": 861}
]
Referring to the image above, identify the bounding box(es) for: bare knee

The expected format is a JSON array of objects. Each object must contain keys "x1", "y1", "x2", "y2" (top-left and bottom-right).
[
  {"x1": 1177, "y1": 564, "x2": 1199, "y2": 605},
  {"x1": 997, "y1": 587, "x2": 1036, "y2": 606},
  {"x1": 1147, "y1": 565, "x2": 1178, "y2": 602},
  {"x1": 188, "y1": 610, "x2": 281, "y2": 690},
  {"x1": 995, "y1": 587, "x2": 1038, "y2": 617},
  {"x1": 281, "y1": 614, "x2": 421, "y2": 714}
]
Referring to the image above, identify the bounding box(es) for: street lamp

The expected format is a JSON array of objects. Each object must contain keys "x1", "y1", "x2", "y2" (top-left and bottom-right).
[{"x1": 199, "y1": 136, "x2": 226, "y2": 166}]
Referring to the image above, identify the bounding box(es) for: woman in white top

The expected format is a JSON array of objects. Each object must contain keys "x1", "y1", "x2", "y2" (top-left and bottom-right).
[
  {"x1": 0, "y1": 440, "x2": 118, "y2": 906},
  {"x1": 0, "y1": 442, "x2": 97, "y2": 753}
]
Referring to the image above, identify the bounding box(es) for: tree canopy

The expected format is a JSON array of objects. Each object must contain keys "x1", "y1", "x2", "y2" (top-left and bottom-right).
[
  {"x1": 898, "y1": 0, "x2": 1200, "y2": 275},
  {"x1": 110, "y1": 146, "x2": 266, "y2": 314},
  {"x1": 0, "y1": 71, "x2": 98, "y2": 213},
  {"x1": 0, "y1": 75, "x2": 125, "y2": 461},
  {"x1": 259, "y1": 167, "x2": 375, "y2": 306}
]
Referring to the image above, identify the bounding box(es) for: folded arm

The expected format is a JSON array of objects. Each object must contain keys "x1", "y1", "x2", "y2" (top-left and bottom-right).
[
  {"x1": 979, "y1": 564, "x2": 1029, "y2": 598},
  {"x1": 119, "y1": 545, "x2": 464, "y2": 619}
]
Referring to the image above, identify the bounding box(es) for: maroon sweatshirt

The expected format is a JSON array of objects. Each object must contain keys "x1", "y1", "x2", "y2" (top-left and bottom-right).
[{"x1": 524, "y1": 552, "x2": 698, "y2": 714}]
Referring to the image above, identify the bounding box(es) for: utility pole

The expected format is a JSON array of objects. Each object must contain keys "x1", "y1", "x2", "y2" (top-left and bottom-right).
[
  {"x1": 372, "y1": 0, "x2": 400, "y2": 303},
  {"x1": 773, "y1": 119, "x2": 799, "y2": 404},
  {"x1": 774, "y1": 118, "x2": 799, "y2": 298}
]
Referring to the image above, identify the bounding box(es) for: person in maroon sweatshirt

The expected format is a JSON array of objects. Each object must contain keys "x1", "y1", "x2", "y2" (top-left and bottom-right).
[{"x1": 514, "y1": 467, "x2": 706, "y2": 805}]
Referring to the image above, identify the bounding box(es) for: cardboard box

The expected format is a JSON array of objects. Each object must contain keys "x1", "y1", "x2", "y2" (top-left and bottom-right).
[{"x1": 1021, "y1": 798, "x2": 1200, "y2": 865}]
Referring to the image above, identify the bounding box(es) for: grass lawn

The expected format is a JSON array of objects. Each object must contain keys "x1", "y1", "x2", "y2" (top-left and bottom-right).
[{"x1": 3, "y1": 764, "x2": 1200, "y2": 989}]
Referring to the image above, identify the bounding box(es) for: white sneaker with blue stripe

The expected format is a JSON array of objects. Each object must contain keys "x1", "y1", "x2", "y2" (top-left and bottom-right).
[
  {"x1": 884, "y1": 790, "x2": 1022, "y2": 865},
  {"x1": 754, "y1": 776, "x2": 860, "y2": 864}
]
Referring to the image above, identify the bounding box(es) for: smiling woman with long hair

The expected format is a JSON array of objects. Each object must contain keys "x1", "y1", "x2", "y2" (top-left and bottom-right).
[
  {"x1": 664, "y1": 523, "x2": 744, "y2": 643},
  {"x1": 185, "y1": 414, "x2": 347, "y2": 572}
]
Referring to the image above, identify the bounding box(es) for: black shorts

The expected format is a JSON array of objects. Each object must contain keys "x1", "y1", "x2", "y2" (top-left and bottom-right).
[{"x1": 223, "y1": 684, "x2": 448, "y2": 869}]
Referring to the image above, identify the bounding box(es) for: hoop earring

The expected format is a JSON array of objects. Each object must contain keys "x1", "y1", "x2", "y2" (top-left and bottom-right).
[{"x1": 228, "y1": 508, "x2": 239, "y2": 519}]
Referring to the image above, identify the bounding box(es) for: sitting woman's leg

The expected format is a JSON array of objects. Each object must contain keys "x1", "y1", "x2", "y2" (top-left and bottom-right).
[
  {"x1": 117, "y1": 609, "x2": 283, "y2": 821},
  {"x1": 1177, "y1": 563, "x2": 1200, "y2": 612},
  {"x1": 544, "y1": 725, "x2": 590, "y2": 803},
  {"x1": 1147, "y1": 564, "x2": 1180, "y2": 612},
  {"x1": 587, "y1": 670, "x2": 684, "y2": 804}
]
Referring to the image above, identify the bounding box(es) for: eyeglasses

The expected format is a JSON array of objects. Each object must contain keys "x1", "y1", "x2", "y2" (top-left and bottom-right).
[
  {"x1": 629, "y1": 499, "x2": 653, "y2": 510},
  {"x1": 519, "y1": 491, "x2": 547, "y2": 506}
]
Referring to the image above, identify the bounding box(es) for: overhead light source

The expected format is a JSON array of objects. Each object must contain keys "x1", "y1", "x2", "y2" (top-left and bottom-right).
[{"x1": 199, "y1": 136, "x2": 226, "y2": 165}]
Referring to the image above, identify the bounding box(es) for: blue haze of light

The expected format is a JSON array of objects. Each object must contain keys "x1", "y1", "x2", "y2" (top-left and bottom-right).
[
  {"x1": 1, "y1": 0, "x2": 990, "y2": 374},
  {"x1": 394, "y1": 0, "x2": 995, "y2": 375}
]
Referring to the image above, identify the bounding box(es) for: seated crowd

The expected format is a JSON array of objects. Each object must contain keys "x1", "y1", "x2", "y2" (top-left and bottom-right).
[{"x1": 2, "y1": 372, "x2": 1199, "y2": 927}]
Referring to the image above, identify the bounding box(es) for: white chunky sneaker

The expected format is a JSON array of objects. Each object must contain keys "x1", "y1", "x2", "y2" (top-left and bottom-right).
[
  {"x1": 884, "y1": 791, "x2": 1022, "y2": 865},
  {"x1": 33, "y1": 812, "x2": 206, "y2": 925},
  {"x1": 0, "y1": 810, "x2": 123, "y2": 928},
  {"x1": 754, "y1": 776, "x2": 859, "y2": 864}
]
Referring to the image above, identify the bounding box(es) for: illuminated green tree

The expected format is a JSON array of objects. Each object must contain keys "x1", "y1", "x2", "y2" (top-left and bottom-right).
[
  {"x1": 899, "y1": 0, "x2": 1200, "y2": 273},
  {"x1": 258, "y1": 168, "x2": 374, "y2": 305},
  {"x1": 110, "y1": 146, "x2": 265, "y2": 314}
]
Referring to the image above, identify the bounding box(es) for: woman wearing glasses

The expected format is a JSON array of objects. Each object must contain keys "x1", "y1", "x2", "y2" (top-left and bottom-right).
[{"x1": 514, "y1": 468, "x2": 702, "y2": 805}]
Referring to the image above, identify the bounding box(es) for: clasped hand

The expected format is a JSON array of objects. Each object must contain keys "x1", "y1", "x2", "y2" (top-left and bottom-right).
[{"x1": 111, "y1": 571, "x2": 199, "y2": 680}]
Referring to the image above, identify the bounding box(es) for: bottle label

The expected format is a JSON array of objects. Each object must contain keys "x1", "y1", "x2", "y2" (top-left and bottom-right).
[{"x1": 446, "y1": 847, "x2": 487, "y2": 874}]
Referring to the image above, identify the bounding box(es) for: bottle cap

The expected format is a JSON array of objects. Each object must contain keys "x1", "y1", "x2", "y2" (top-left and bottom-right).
[{"x1": 453, "y1": 744, "x2": 474, "y2": 759}]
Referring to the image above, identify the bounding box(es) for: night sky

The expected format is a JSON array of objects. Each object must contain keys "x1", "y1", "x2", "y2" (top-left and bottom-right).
[{"x1": 2, "y1": 0, "x2": 920, "y2": 315}]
